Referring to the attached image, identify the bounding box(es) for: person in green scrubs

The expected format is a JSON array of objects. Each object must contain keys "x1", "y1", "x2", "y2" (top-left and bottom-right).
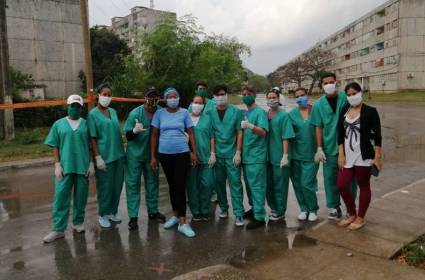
[
  {"x1": 124, "y1": 87, "x2": 166, "y2": 231},
  {"x1": 241, "y1": 85, "x2": 269, "y2": 230},
  {"x1": 88, "y1": 83, "x2": 125, "y2": 228},
  {"x1": 289, "y1": 88, "x2": 320, "y2": 222},
  {"x1": 189, "y1": 80, "x2": 216, "y2": 115},
  {"x1": 265, "y1": 88, "x2": 295, "y2": 222},
  {"x1": 186, "y1": 95, "x2": 216, "y2": 221},
  {"x1": 210, "y1": 85, "x2": 245, "y2": 227},
  {"x1": 43, "y1": 94, "x2": 94, "y2": 243}
]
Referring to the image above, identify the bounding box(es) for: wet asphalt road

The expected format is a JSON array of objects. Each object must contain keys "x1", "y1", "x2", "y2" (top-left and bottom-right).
[{"x1": 1, "y1": 96, "x2": 425, "y2": 279}]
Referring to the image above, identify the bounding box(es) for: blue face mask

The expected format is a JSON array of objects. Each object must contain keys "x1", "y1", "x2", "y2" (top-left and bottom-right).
[
  {"x1": 296, "y1": 95, "x2": 308, "y2": 108},
  {"x1": 167, "y1": 98, "x2": 179, "y2": 108}
]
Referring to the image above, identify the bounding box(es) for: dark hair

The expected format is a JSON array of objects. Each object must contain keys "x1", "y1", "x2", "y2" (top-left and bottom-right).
[
  {"x1": 213, "y1": 85, "x2": 228, "y2": 95},
  {"x1": 294, "y1": 87, "x2": 307, "y2": 95},
  {"x1": 195, "y1": 80, "x2": 208, "y2": 89},
  {"x1": 193, "y1": 95, "x2": 206, "y2": 104},
  {"x1": 145, "y1": 86, "x2": 159, "y2": 97},
  {"x1": 266, "y1": 90, "x2": 279, "y2": 99},
  {"x1": 320, "y1": 72, "x2": 337, "y2": 83},
  {"x1": 344, "y1": 82, "x2": 362, "y2": 93},
  {"x1": 241, "y1": 85, "x2": 257, "y2": 95},
  {"x1": 96, "y1": 83, "x2": 112, "y2": 93}
]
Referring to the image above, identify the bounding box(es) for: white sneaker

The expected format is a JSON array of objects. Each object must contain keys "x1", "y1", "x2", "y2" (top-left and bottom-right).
[
  {"x1": 108, "y1": 214, "x2": 122, "y2": 223},
  {"x1": 297, "y1": 212, "x2": 308, "y2": 221},
  {"x1": 219, "y1": 210, "x2": 228, "y2": 219},
  {"x1": 71, "y1": 224, "x2": 85, "y2": 233},
  {"x1": 210, "y1": 193, "x2": 218, "y2": 203},
  {"x1": 99, "y1": 215, "x2": 111, "y2": 228},
  {"x1": 43, "y1": 231, "x2": 65, "y2": 243},
  {"x1": 235, "y1": 216, "x2": 245, "y2": 227},
  {"x1": 269, "y1": 213, "x2": 284, "y2": 221},
  {"x1": 308, "y1": 212, "x2": 318, "y2": 222}
]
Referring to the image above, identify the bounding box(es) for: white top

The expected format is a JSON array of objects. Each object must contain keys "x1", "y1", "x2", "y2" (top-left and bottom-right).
[
  {"x1": 191, "y1": 115, "x2": 200, "y2": 126},
  {"x1": 343, "y1": 114, "x2": 373, "y2": 168},
  {"x1": 66, "y1": 117, "x2": 82, "y2": 131}
]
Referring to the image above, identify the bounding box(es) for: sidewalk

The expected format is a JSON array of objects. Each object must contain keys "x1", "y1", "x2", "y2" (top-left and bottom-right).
[{"x1": 0, "y1": 157, "x2": 52, "y2": 172}]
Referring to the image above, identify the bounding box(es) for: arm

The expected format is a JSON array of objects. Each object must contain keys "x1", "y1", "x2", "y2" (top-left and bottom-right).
[
  {"x1": 338, "y1": 144, "x2": 345, "y2": 170},
  {"x1": 283, "y1": 140, "x2": 289, "y2": 155},
  {"x1": 187, "y1": 127, "x2": 197, "y2": 166},
  {"x1": 251, "y1": 126, "x2": 266, "y2": 137},
  {"x1": 53, "y1": 148, "x2": 60, "y2": 163},
  {"x1": 150, "y1": 127, "x2": 159, "y2": 161},
  {"x1": 315, "y1": 127, "x2": 323, "y2": 148},
  {"x1": 236, "y1": 130, "x2": 243, "y2": 152},
  {"x1": 91, "y1": 138, "x2": 100, "y2": 157},
  {"x1": 372, "y1": 108, "x2": 382, "y2": 169},
  {"x1": 210, "y1": 138, "x2": 216, "y2": 154}
]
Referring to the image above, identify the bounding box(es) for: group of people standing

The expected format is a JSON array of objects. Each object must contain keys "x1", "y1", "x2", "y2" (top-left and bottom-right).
[{"x1": 42, "y1": 72, "x2": 382, "y2": 242}]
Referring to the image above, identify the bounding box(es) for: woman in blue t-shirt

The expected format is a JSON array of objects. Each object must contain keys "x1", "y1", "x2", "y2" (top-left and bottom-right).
[{"x1": 150, "y1": 88, "x2": 198, "y2": 238}]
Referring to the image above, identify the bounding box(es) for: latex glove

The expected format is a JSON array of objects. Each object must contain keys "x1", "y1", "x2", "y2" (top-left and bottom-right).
[
  {"x1": 184, "y1": 132, "x2": 189, "y2": 143},
  {"x1": 280, "y1": 154, "x2": 289, "y2": 168},
  {"x1": 314, "y1": 147, "x2": 327, "y2": 163},
  {"x1": 233, "y1": 150, "x2": 241, "y2": 167},
  {"x1": 208, "y1": 152, "x2": 216, "y2": 168},
  {"x1": 87, "y1": 162, "x2": 95, "y2": 176},
  {"x1": 54, "y1": 162, "x2": 63, "y2": 179},
  {"x1": 95, "y1": 155, "x2": 107, "y2": 170},
  {"x1": 241, "y1": 120, "x2": 255, "y2": 130},
  {"x1": 133, "y1": 119, "x2": 146, "y2": 134}
]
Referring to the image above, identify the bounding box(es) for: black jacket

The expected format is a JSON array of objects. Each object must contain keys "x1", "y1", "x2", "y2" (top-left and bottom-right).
[{"x1": 338, "y1": 103, "x2": 382, "y2": 160}]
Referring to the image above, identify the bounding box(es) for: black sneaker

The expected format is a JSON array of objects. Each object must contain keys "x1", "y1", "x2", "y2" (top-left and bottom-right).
[
  {"x1": 246, "y1": 219, "x2": 266, "y2": 230},
  {"x1": 192, "y1": 214, "x2": 203, "y2": 222},
  {"x1": 128, "y1": 217, "x2": 138, "y2": 231},
  {"x1": 243, "y1": 209, "x2": 253, "y2": 219},
  {"x1": 327, "y1": 206, "x2": 342, "y2": 220},
  {"x1": 201, "y1": 214, "x2": 209, "y2": 221},
  {"x1": 149, "y1": 212, "x2": 166, "y2": 223}
]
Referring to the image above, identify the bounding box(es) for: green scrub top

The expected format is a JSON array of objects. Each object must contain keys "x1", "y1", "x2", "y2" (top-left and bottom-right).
[
  {"x1": 44, "y1": 117, "x2": 90, "y2": 175},
  {"x1": 124, "y1": 105, "x2": 160, "y2": 162},
  {"x1": 288, "y1": 107, "x2": 317, "y2": 162},
  {"x1": 193, "y1": 112, "x2": 214, "y2": 164},
  {"x1": 87, "y1": 107, "x2": 125, "y2": 164},
  {"x1": 310, "y1": 91, "x2": 347, "y2": 156},
  {"x1": 209, "y1": 104, "x2": 243, "y2": 159},
  {"x1": 188, "y1": 98, "x2": 216, "y2": 114},
  {"x1": 242, "y1": 106, "x2": 269, "y2": 164},
  {"x1": 267, "y1": 109, "x2": 295, "y2": 166}
]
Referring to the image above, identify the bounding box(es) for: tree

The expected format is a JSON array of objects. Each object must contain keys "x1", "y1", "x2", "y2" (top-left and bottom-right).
[
  {"x1": 302, "y1": 48, "x2": 331, "y2": 94},
  {"x1": 248, "y1": 74, "x2": 271, "y2": 93}
]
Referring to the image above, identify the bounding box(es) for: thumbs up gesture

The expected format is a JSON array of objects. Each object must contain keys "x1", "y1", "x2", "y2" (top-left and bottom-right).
[{"x1": 133, "y1": 119, "x2": 146, "y2": 134}]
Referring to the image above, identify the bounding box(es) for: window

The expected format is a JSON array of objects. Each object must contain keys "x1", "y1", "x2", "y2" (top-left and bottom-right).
[
  {"x1": 385, "y1": 55, "x2": 399, "y2": 65},
  {"x1": 371, "y1": 42, "x2": 385, "y2": 52},
  {"x1": 376, "y1": 26, "x2": 385, "y2": 36},
  {"x1": 360, "y1": 47, "x2": 370, "y2": 56},
  {"x1": 345, "y1": 54, "x2": 351, "y2": 61},
  {"x1": 392, "y1": 19, "x2": 399, "y2": 29},
  {"x1": 374, "y1": 58, "x2": 384, "y2": 67},
  {"x1": 376, "y1": 9, "x2": 385, "y2": 17}
]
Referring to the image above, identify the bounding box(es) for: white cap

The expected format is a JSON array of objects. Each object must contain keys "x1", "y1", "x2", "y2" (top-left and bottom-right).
[{"x1": 67, "y1": 94, "x2": 83, "y2": 106}]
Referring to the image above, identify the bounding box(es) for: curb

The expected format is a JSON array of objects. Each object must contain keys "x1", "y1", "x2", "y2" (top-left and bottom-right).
[{"x1": 0, "y1": 157, "x2": 53, "y2": 172}]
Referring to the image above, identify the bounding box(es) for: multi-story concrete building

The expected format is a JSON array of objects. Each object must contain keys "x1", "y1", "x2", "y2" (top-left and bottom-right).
[
  {"x1": 279, "y1": 0, "x2": 425, "y2": 93},
  {"x1": 111, "y1": 6, "x2": 176, "y2": 49},
  {"x1": 6, "y1": 0, "x2": 84, "y2": 99}
]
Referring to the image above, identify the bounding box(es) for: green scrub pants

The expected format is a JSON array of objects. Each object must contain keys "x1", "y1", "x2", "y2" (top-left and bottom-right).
[
  {"x1": 243, "y1": 163, "x2": 267, "y2": 221},
  {"x1": 290, "y1": 160, "x2": 319, "y2": 213},
  {"x1": 125, "y1": 158, "x2": 159, "y2": 218},
  {"x1": 266, "y1": 163, "x2": 290, "y2": 216},
  {"x1": 186, "y1": 164, "x2": 214, "y2": 216},
  {"x1": 95, "y1": 157, "x2": 125, "y2": 217},
  {"x1": 215, "y1": 157, "x2": 244, "y2": 217},
  {"x1": 52, "y1": 174, "x2": 89, "y2": 232}
]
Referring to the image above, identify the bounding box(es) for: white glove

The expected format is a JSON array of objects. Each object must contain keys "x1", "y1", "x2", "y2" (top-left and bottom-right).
[
  {"x1": 208, "y1": 152, "x2": 216, "y2": 168},
  {"x1": 314, "y1": 147, "x2": 327, "y2": 163},
  {"x1": 54, "y1": 162, "x2": 63, "y2": 179},
  {"x1": 184, "y1": 132, "x2": 189, "y2": 143},
  {"x1": 133, "y1": 119, "x2": 145, "y2": 134},
  {"x1": 95, "y1": 155, "x2": 107, "y2": 170},
  {"x1": 280, "y1": 154, "x2": 289, "y2": 168},
  {"x1": 233, "y1": 150, "x2": 241, "y2": 167},
  {"x1": 87, "y1": 162, "x2": 95, "y2": 177},
  {"x1": 241, "y1": 120, "x2": 255, "y2": 130}
]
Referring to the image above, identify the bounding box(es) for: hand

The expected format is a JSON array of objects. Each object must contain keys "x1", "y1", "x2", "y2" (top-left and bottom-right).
[
  {"x1": 373, "y1": 157, "x2": 382, "y2": 171},
  {"x1": 184, "y1": 132, "x2": 189, "y2": 143},
  {"x1": 95, "y1": 155, "x2": 106, "y2": 170},
  {"x1": 150, "y1": 157, "x2": 158, "y2": 170},
  {"x1": 233, "y1": 150, "x2": 241, "y2": 167},
  {"x1": 208, "y1": 152, "x2": 216, "y2": 168},
  {"x1": 54, "y1": 162, "x2": 63, "y2": 179},
  {"x1": 241, "y1": 120, "x2": 254, "y2": 130},
  {"x1": 87, "y1": 162, "x2": 95, "y2": 177},
  {"x1": 338, "y1": 154, "x2": 346, "y2": 170},
  {"x1": 133, "y1": 119, "x2": 145, "y2": 134},
  {"x1": 280, "y1": 154, "x2": 289, "y2": 168},
  {"x1": 190, "y1": 152, "x2": 198, "y2": 167},
  {"x1": 314, "y1": 147, "x2": 327, "y2": 163}
]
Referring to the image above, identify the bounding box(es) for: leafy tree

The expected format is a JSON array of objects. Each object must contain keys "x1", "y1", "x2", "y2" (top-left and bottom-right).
[{"x1": 248, "y1": 74, "x2": 271, "y2": 93}]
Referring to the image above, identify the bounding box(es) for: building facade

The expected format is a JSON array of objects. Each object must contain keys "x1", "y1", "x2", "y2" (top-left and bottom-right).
[
  {"x1": 280, "y1": 0, "x2": 425, "y2": 93},
  {"x1": 6, "y1": 0, "x2": 85, "y2": 99}
]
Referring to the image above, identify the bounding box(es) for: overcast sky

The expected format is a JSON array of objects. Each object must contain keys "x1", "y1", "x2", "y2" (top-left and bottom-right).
[{"x1": 89, "y1": 0, "x2": 387, "y2": 75}]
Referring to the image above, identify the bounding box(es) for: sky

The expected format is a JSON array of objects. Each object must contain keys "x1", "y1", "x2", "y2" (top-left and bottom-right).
[{"x1": 89, "y1": 0, "x2": 388, "y2": 75}]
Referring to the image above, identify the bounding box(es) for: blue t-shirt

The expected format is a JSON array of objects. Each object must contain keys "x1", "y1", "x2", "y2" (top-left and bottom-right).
[{"x1": 151, "y1": 108, "x2": 194, "y2": 154}]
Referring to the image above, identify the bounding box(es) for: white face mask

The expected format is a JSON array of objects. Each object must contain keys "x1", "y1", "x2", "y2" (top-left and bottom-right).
[
  {"x1": 191, "y1": 103, "x2": 204, "y2": 115},
  {"x1": 98, "y1": 95, "x2": 112, "y2": 107},
  {"x1": 347, "y1": 91, "x2": 363, "y2": 106},
  {"x1": 323, "y1": 83, "x2": 336, "y2": 95},
  {"x1": 214, "y1": 95, "x2": 227, "y2": 106}
]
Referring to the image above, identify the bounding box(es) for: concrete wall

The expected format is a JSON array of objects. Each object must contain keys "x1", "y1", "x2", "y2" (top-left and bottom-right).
[{"x1": 6, "y1": 0, "x2": 84, "y2": 98}]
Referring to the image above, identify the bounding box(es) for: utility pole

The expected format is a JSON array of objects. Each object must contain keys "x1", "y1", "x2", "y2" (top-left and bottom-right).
[
  {"x1": 80, "y1": 0, "x2": 94, "y2": 109},
  {"x1": 0, "y1": 0, "x2": 14, "y2": 140}
]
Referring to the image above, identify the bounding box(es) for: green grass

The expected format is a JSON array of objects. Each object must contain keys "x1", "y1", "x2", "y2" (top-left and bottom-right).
[
  {"x1": 397, "y1": 234, "x2": 425, "y2": 269},
  {"x1": 228, "y1": 94, "x2": 242, "y2": 105},
  {"x1": 365, "y1": 91, "x2": 425, "y2": 105}
]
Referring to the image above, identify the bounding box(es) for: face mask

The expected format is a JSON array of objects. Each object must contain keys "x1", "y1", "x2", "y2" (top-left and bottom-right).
[
  {"x1": 347, "y1": 91, "x2": 363, "y2": 106},
  {"x1": 214, "y1": 95, "x2": 227, "y2": 106},
  {"x1": 167, "y1": 98, "x2": 180, "y2": 108},
  {"x1": 267, "y1": 99, "x2": 279, "y2": 108},
  {"x1": 195, "y1": 89, "x2": 208, "y2": 98},
  {"x1": 242, "y1": 95, "x2": 255, "y2": 106},
  {"x1": 68, "y1": 106, "x2": 82, "y2": 120},
  {"x1": 296, "y1": 96, "x2": 308, "y2": 108},
  {"x1": 191, "y1": 103, "x2": 204, "y2": 114},
  {"x1": 98, "y1": 95, "x2": 112, "y2": 107},
  {"x1": 323, "y1": 83, "x2": 336, "y2": 95}
]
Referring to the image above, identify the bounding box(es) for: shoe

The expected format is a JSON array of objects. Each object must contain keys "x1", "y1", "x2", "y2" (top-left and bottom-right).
[
  {"x1": 178, "y1": 224, "x2": 196, "y2": 238},
  {"x1": 297, "y1": 212, "x2": 308, "y2": 221},
  {"x1": 128, "y1": 217, "x2": 138, "y2": 231},
  {"x1": 164, "y1": 216, "x2": 179, "y2": 229},
  {"x1": 338, "y1": 215, "x2": 356, "y2": 227},
  {"x1": 99, "y1": 215, "x2": 111, "y2": 228},
  {"x1": 149, "y1": 212, "x2": 166, "y2": 223},
  {"x1": 43, "y1": 231, "x2": 65, "y2": 243},
  {"x1": 327, "y1": 207, "x2": 342, "y2": 220},
  {"x1": 219, "y1": 209, "x2": 228, "y2": 219},
  {"x1": 246, "y1": 219, "x2": 266, "y2": 230},
  {"x1": 348, "y1": 221, "x2": 365, "y2": 230},
  {"x1": 201, "y1": 214, "x2": 209, "y2": 221},
  {"x1": 308, "y1": 212, "x2": 318, "y2": 222},
  {"x1": 235, "y1": 216, "x2": 245, "y2": 227},
  {"x1": 243, "y1": 209, "x2": 253, "y2": 219},
  {"x1": 108, "y1": 214, "x2": 122, "y2": 223},
  {"x1": 192, "y1": 214, "x2": 203, "y2": 222},
  {"x1": 269, "y1": 213, "x2": 284, "y2": 222},
  {"x1": 210, "y1": 193, "x2": 218, "y2": 203},
  {"x1": 71, "y1": 224, "x2": 85, "y2": 233}
]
